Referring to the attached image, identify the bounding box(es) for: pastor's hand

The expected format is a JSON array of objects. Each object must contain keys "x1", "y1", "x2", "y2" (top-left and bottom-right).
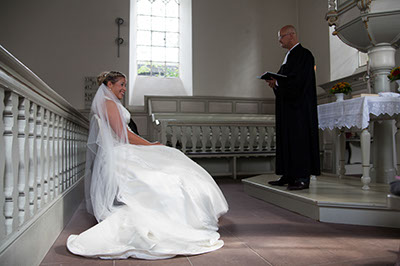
[{"x1": 266, "y1": 78, "x2": 277, "y2": 89}]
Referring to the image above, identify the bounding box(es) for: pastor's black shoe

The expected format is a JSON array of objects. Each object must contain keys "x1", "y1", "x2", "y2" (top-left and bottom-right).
[
  {"x1": 287, "y1": 181, "x2": 309, "y2": 191},
  {"x1": 268, "y1": 176, "x2": 289, "y2": 186}
]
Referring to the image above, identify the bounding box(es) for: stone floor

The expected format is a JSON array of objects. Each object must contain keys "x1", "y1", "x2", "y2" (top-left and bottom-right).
[{"x1": 40, "y1": 178, "x2": 400, "y2": 266}]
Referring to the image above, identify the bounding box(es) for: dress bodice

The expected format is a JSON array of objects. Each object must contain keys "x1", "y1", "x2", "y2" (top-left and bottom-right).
[{"x1": 118, "y1": 102, "x2": 131, "y2": 125}]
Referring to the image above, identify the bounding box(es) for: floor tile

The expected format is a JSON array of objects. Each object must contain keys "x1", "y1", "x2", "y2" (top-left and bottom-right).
[
  {"x1": 40, "y1": 178, "x2": 400, "y2": 266},
  {"x1": 113, "y1": 256, "x2": 192, "y2": 265}
]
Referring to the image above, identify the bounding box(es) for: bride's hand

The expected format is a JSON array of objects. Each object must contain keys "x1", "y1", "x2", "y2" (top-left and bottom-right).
[{"x1": 150, "y1": 141, "x2": 163, "y2": 145}]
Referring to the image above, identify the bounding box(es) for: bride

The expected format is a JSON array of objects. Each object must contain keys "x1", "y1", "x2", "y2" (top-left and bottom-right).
[{"x1": 66, "y1": 71, "x2": 229, "y2": 260}]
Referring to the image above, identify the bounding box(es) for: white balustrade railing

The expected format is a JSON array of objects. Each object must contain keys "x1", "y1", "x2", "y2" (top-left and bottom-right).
[
  {"x1": 155, "y1": 118, "x2": 276, "y2": 154},
  {"x1": 0, "y1": 45, "x2": 88, "y2": 256}
]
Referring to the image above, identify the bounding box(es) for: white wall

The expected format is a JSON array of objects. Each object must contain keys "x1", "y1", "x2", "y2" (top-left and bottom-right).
[
  {"x1": 191, "y1": 0, "x2": 298, "y2": 99},
  {"x1": 0, "y1": 0, "x2": 130, "y2": 110},
  {"x1": 297, "y1": 0, "x2": 331, "y2": 86},
  {"x1": 0, "y1": 0, "x2": 335, "y2": 110}
]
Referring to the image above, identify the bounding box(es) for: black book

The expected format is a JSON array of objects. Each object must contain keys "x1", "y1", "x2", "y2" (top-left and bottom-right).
[{"x1": 257, "y1": 71, "x2": 287, "y2": 80}]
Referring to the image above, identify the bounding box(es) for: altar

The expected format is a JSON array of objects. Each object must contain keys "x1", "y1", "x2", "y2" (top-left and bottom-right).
[{"x1": 318, "y1": 96, "x2": 400, "y2": 190}]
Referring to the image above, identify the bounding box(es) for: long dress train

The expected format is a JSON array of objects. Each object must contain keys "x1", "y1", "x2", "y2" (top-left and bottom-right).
[{"x1": 66, "y1": 85, "x2": 228, "y2": 260}]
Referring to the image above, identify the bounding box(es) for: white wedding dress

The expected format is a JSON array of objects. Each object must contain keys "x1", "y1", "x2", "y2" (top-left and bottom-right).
[{"x1": 67, "y1": 85, "x2": 228, "y2": 260}]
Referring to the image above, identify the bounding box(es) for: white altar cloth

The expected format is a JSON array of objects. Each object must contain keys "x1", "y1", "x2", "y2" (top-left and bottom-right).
[{"x1": 318, "y1": 96, "x2": 400, "y2": 130}]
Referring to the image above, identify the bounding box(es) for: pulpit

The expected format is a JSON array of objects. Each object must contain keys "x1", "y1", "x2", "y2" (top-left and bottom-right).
[{"x1": 326, "y1": 0, "x2": 400, "y2": 185}]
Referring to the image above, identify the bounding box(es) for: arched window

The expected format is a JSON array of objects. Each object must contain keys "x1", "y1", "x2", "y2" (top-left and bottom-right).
[{"x1": 129, "y1": 0, "x2": 192, "y2": 109}]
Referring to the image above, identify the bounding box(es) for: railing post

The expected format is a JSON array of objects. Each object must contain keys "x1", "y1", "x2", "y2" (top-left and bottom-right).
[
  {"x1": 0, "y1": 89, "x2": 5, "y2": 239},
  {"x1": 48, "y1": 112, "x2": 55, "y2": 201},
  {"x1": 17, "y1": 97, "x2": 29, "y2": 226},
  {"x1": 36, "y1": 106, "x2": 44, "y2": 210},
  {"x1": 53, "y1": 115, "x2": 59, "y2": 197},
  {"x1": 3, "y1": 92, "x2": 19, "y2": 235},
  {"x1": 42, "y1": 109, "x2": 49, "y2": 204},
  {"x1": 28, "y1": 102, "x2": 37, "y2": 217}
]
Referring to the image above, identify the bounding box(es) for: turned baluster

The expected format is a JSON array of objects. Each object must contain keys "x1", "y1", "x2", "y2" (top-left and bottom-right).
[
  {"x1": 3, "y1": 92, "x2": 19, "y2": 235},
  {"x1": 258, "y1": 126, "x2": 267, "y2": 151},
  {"x1": 42, "y1": 109, "x2": 49, "y2": 204},
  {"x1": 201, "y1": 126, "x2": 211, "y2": 152},
  {"x1": 17, "y1": 97, "x2": 29, "y2": 225},
  {"x1": 53, "y1": 115, "x2": 59, "y2": 196},
  {"x1": 48, "y1": 112, "x2": 55, "y2": 200},
  {"x1": 211, "y1": 126, "x2": 221, "y2": 152},
  {"x1": 229, "y1": 126, "x2": 239, "y2": 152},
  {"x1": 191, "y1": 126, "x2": 201, "y2": 152},
  {"x1": 238, "y1": 126, "x2": 248, "y2": 152},
  {"x1": 28, "y1": 102, "x2": 37, "y2": 216},
  {"x1": 181, "y1": 126, "x2": 189, "y2": 153},
  {"x1": 36, "y1": 106, "x2": 44, "y2": 210},
  {"x1": 220, "y1": 126, "x2": 229, "y2": 152},
  {"x1": 248, "y1": 126, "x2": 257, "y2": 152}
]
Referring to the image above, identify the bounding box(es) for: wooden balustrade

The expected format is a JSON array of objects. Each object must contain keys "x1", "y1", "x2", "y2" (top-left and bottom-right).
[
  {"x1": 0, "y1": 45, "x2": 89, "y2": 261},
  {"x1": 160, "y1": 122, "x2": 276, "y2": 153},
  {"x1": 0, "y1": 90, "x2": 88, "y2": 239},
  {"x1": 149, "y1": 113, "x2": 276, "y2": 179}
]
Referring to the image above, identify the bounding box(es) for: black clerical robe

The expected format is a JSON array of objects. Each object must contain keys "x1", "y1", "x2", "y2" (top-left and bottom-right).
[{"x1": 274, "y1": 44, "x2": 320, "y2": 179}]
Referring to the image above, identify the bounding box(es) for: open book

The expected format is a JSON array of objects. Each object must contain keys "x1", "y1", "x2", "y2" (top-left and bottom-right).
[{"x1": 257, "y1": 71, "x2": 287, "y2": 80}]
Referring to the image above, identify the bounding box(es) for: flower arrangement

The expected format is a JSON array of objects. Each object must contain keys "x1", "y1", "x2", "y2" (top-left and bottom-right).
[
  {"x1": 330, "y1": 82, "x2": 352, "y2": 95},
  {"x1": 387, "y1": 66, "x2": 400, "y2": 82}
]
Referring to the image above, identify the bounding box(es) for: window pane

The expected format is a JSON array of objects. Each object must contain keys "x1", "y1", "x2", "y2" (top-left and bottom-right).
[
  {"x1": 136, "y1": 0, "x2": 180, "y2": 78},
  {"x1": 137, "y1": 46, "x2": 151, "y2": 61},
  {"x1": 137, "y1": 0, "x2": 151, "y2": 15},
  {"x1": 166, "y1": 63, "x2": 179, "y2": 78},
  {"x1": 152, "y1": 46, "x2": 165, "y2": 61},
  {"x1": 166, "y1": 47, "x2": 179, "y2": 62},
  {"x1": 166, "y1": 0, "x2": 179, "y2": 18},
  {"x1": 152, "y1": 16, "x2": 165, "y2": 32},
  {"x1": 152, "y1": 0, "x2": 166, "y2": 17},
  {"x1": 152, "y1": 62, "x2": 165, "y2": 77},
  {"x1": 166, "y1": 32, "x2": 179, "y2": 47},
  {"x1": 137, "y1": 15, "x2": 151, "y2": 31},
  {"x1": 137, "y1": 30, "x2": 151, "y2": 46},
  {"x1": 152, "y1": 31, "x2": 165, "y2": 46},
  {"x1": 166, "y1": 18, "x2": 179, "y2": 32},
  {"x1": 137, "y1": 61, "x2": 151, "y2": 76}
]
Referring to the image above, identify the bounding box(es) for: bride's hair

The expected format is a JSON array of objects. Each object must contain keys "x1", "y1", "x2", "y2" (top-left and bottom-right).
[{"x1": 97, "y1": 71, "x2": 126, "y2": 86}]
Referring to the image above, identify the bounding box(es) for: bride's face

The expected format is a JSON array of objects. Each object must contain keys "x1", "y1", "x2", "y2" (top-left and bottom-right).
[{"x1": 108, "y1": 78, "x2": 127, "y2": 100}]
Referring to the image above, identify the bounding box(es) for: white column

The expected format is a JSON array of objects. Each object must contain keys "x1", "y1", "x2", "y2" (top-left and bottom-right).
[
  {"x1": 336, "y1": 128, "x2": 346, "y2": 178},
  {"x1": 368, "y1": 44, "x2": 396, "y2": 93},
  {"x1": 371, "y1": 120, "x2": 396, "y2": 183},
  {"x1": 361, "y1": 128, "x2": 371, "y2": 190}
]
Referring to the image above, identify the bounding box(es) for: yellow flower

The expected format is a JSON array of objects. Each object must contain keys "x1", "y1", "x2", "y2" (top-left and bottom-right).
[
  {"x1": 388, "y1": 66, "x2": 400, "y2": 82},
  {"x1": 330, "y1": 82, "x2": 352, "y2": 95}
]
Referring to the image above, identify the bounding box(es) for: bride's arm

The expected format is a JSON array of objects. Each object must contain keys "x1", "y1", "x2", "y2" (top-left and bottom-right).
[
  {"x1": 105, "y1": 100, "x2": 161, "y2": 145},
  {"x1": 127, "y1": 129, "x2": 161, "y2": 145}
]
